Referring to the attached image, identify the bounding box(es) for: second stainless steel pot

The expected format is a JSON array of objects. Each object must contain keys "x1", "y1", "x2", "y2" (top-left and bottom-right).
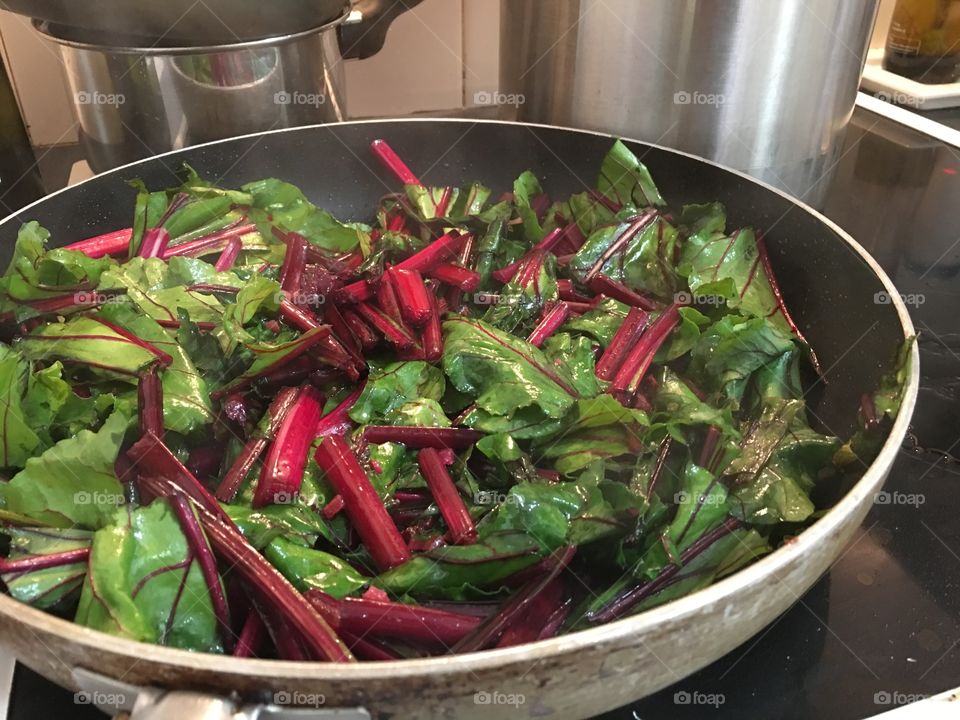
[{"x1": 499, "y1": 0, "x2": 879, "y2": 207}]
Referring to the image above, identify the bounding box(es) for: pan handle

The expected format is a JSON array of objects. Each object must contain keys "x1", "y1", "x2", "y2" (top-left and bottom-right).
[
  {"x1": 339, "y1": 0, "x2": 425, "y2": 59},
  {"x1": 72, "y1": 668, "x2": 371, "y2": 720}
]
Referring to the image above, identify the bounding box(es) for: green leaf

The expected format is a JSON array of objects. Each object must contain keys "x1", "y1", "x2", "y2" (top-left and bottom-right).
[
  {"x1": 219, "y1": 326, "x2": 330, "y2": 395},
  {"x1": 164, "y1": 256, "x2": 244, "y2": 289},
  {"x1": 597, "y1": 140, "x2": 665, "y2": 209},
  {"x1": 562, "y1": 297, "x2": 631, "y2": 348},
  {"x1": 568, "y1": 215, "x2": 680, "y2": 298},
  {"x1": 226, "y1": 276, "x2": 282, "y2": 326},
  {"x1": 650, "y1": 368, "x2": 740, "y2": 444},
  {"x1": 442, "y1": 317, "x2": 577, "y2": 422},
  {"x1": 0, "y1": 409, "x2": 131, "y2": 529},
  {"x1": 98, "y1": 303, "x2": 214, "y2": 435},
  {"x1": 542, "y1": 333, "x2": 601, "y2": 398},
  {"x1": 512, "y1": 171, "x2": 545, "y2": 243},
  {"x1": 1, "y1": 526, "x2": 91, "y2": 609},
  {"x1": 678, "y1": 226, "x2": 794, "y2": 336},
  {"x1": 243, "y1": 178, "x2": 370, "y2": 252},
  {"x1": 18, "y1": 315, "x2": 158, "y2": 378},
  {"x1": 223, "y1": 502, "x2": 327, "y2": 549},
  {"x1": 533, "y1": 395, "x2": 647, "y2": 475},
  {"x1": 2, "y1": 222, "x2": 114, "y2": 307},
  {"x1": 633, "y1": 528, "x2": 768, "y2": 612},
  {"x1": 476, "y1": 432, "x2": 524, "y2": 462},
  {"x1": 349, "y1": 361, "x2": 445, "y2": 425},
  {"x1": 729, "y1": 401, "x2": 838, "y2": 525},
  {"x1": 687, "y1": 315, "x2": 797, "y2": 408},
  {"x1": 0, "y1": 346, "x2": 41, "y2": 467},
  {"x1": 128, "y1": 182, "x2": 169, "y2": 256},
  {"x1": 263, "y1": 536, "x2": 368, "y2": 598},
  {"x1": 633, "y1": 462, "x2": 730, "y2": 580},
  {"x1": 74, "y1": 501, "x2": 222, "y2": 652},
  {"x1": 374, "y1": 531, "x2": 543, "y2": 600}
]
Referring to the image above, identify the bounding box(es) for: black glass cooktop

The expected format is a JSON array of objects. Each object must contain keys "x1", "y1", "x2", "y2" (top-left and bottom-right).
[{"x1": 5, "y1": 105, "x2": 960, "y2": 720}]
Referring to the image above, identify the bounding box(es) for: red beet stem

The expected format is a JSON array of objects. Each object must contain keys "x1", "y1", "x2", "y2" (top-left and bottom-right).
[
  {"x1": 253, "y1": 386, "x2": 324, "y2": 508},
  {"x1": 306, "y1": 591, "x2": 481, "y2": 647},
  {"x1": 583, "y1": 211, "x2": 659, "y2": 282},
  {"x1": 375, "y1": 269, "x2": 404, "y2": 323},
  {"x1": 610, "y1": 304, "x2": 681, "y2": 397},
  {"x1": 137, "y1": 366, "x2": 165, "y2": 439},
  {"x1": 353, "y1": 302, "x2": 417, "y2": 350},
  {"x1": 557, "y1": 279, "x2": 591, "y2": 303},
  {"x1": 315, "y1": 384, "x2": 364, "y2": 438},
  {"x1": 321, "y1": 303, "x2": 366, "y2": 369},
  {"x1": 214, "y1": 237, "x2": 242, "y2": 272},
  {"x1": 127, "y1": 432, "x2": 233, "y2": 524},
  {"x1": 428, "y1": 263, "x2": 480, "y2": 292},
  {"x1": 233, "y1": 611, "x2": 266, "y2": 658},
  {"x1": 595, "y1": 308, "x2": 649, "y2": 381},
  {"x1": 322, "y1": 494, "x2": 345, "y2": 519},
  {"x1": 341, "y1": 632, "x2": 403, "y2": 661},
  {"x1": 216, "y1": 387, "x2": 301, "y2": 502},
  {"x1": 342, "y1": 309, "x2": 380, "y2": 351},
  {"x1": 395, "y1": 232, "x2": 464, "y2": 274},
  {"x1": 333, "y1": 280, "x2": 375, "y2": 304},
  {"x1": 138, "y1": 228, "x2": 171, "y2": 259},
  {"x1": 451, "y1": 546, "x2": 576, "y2": 652},
  {"x1": 422, "y1": 292, "x2": 444, "y2": 362},
  {"x1": 370, "y1": 139, "x2": 423, "y2": 186},
  {"x1": 560, "y1": 300, "x2": 592, "y2": 315},
  {"x1": 0, "y1": 547, "x2": 89, "y2": 574},
  {"x1": 63, "y1": 228, "x2": 133, "y2": 258},
  {"x1": 168, "y1": 493, "x2": 233, "y2": 652},
  {"x1": 279, "y1": 233, "x2": 308, "y2": 293},
  {"x1": 161, "y1": 223, "x2": 257, "y2": 259},
  {"x1": 698, "y1": 426, "x2": 721, "y2": 471},
  {"x1": 495, "y1": 577, "x2": 566, "y2": 648},
  {"x1": 588, "y1": 274, "x2": 658, "y2": 311},
  {"x1": 313, "y1": 436, "x2": 410, "y2": 571},
  {"x1": 363, "y1": 426, "x2": 482, "y2": 449},
  {"x1": 417, "y1": 448, "x2": 477, "y2": 545},
  {"x1": 390, "y1": 267, "x2": 432, "y2": 327},
  {"x1": 278, "y1": 299, "x2": 320, "y2": 333},
  {"x1": 527, "y1": 302, "x2": 571, "y2": 348}
]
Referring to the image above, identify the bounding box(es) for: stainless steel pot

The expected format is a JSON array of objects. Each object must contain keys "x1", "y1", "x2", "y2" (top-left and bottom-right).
[
  {"x1": 34, "y1": 1, "x2": 422, "y2": 172},
  {"x1": 499, "y1": 0, "x2": 880, "y2": 207},
  {"x1": 0, "y1": 119, "x2": 919, "y2": 720}
]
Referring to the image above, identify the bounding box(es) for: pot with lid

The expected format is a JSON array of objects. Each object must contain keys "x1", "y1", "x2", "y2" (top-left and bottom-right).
[{"x1": 16, "y1": 0, "x2": 420, "y2": 171}]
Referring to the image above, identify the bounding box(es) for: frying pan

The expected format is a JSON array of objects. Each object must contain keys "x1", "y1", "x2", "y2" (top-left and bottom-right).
[{"x1": 0, "y1": 120, "x2": 919, "y2": 719}]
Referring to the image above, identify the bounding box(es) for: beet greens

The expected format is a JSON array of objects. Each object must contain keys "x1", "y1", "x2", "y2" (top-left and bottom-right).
[{"x1": 0, "y1": 138, "x2": 911, "y2": 661}]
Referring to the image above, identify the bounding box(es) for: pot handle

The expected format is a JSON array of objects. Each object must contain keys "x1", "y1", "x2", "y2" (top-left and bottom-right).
[
  {"x1": 72, "y1": 668, "x2": 371, "y2": 720},
  {"x1": 339, "y1": 0, "x2": 425, "y2": 59}
]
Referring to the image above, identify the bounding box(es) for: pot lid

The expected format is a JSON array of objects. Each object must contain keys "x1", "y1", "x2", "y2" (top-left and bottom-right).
[{"x1": 6, "y1": 0, "x2": 349, "y2": 47}]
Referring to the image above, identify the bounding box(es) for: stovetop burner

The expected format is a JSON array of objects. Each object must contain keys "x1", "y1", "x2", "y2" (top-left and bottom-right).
[{"x1": 3, "y1": 100, "x2": 959, "y2": 720}]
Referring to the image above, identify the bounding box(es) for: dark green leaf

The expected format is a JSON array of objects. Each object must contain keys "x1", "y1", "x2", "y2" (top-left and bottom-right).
[{"x1": 74, "y1": 501, "x2": 222, "y2": 652}]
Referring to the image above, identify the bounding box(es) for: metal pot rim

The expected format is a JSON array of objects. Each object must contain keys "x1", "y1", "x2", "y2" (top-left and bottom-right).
[
  {"x1": 0, "y1": 117, "x2": 921, "y2": 682},
  {"x1": 32, "y1": 7, "x2": 351, "y2": 55}
]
